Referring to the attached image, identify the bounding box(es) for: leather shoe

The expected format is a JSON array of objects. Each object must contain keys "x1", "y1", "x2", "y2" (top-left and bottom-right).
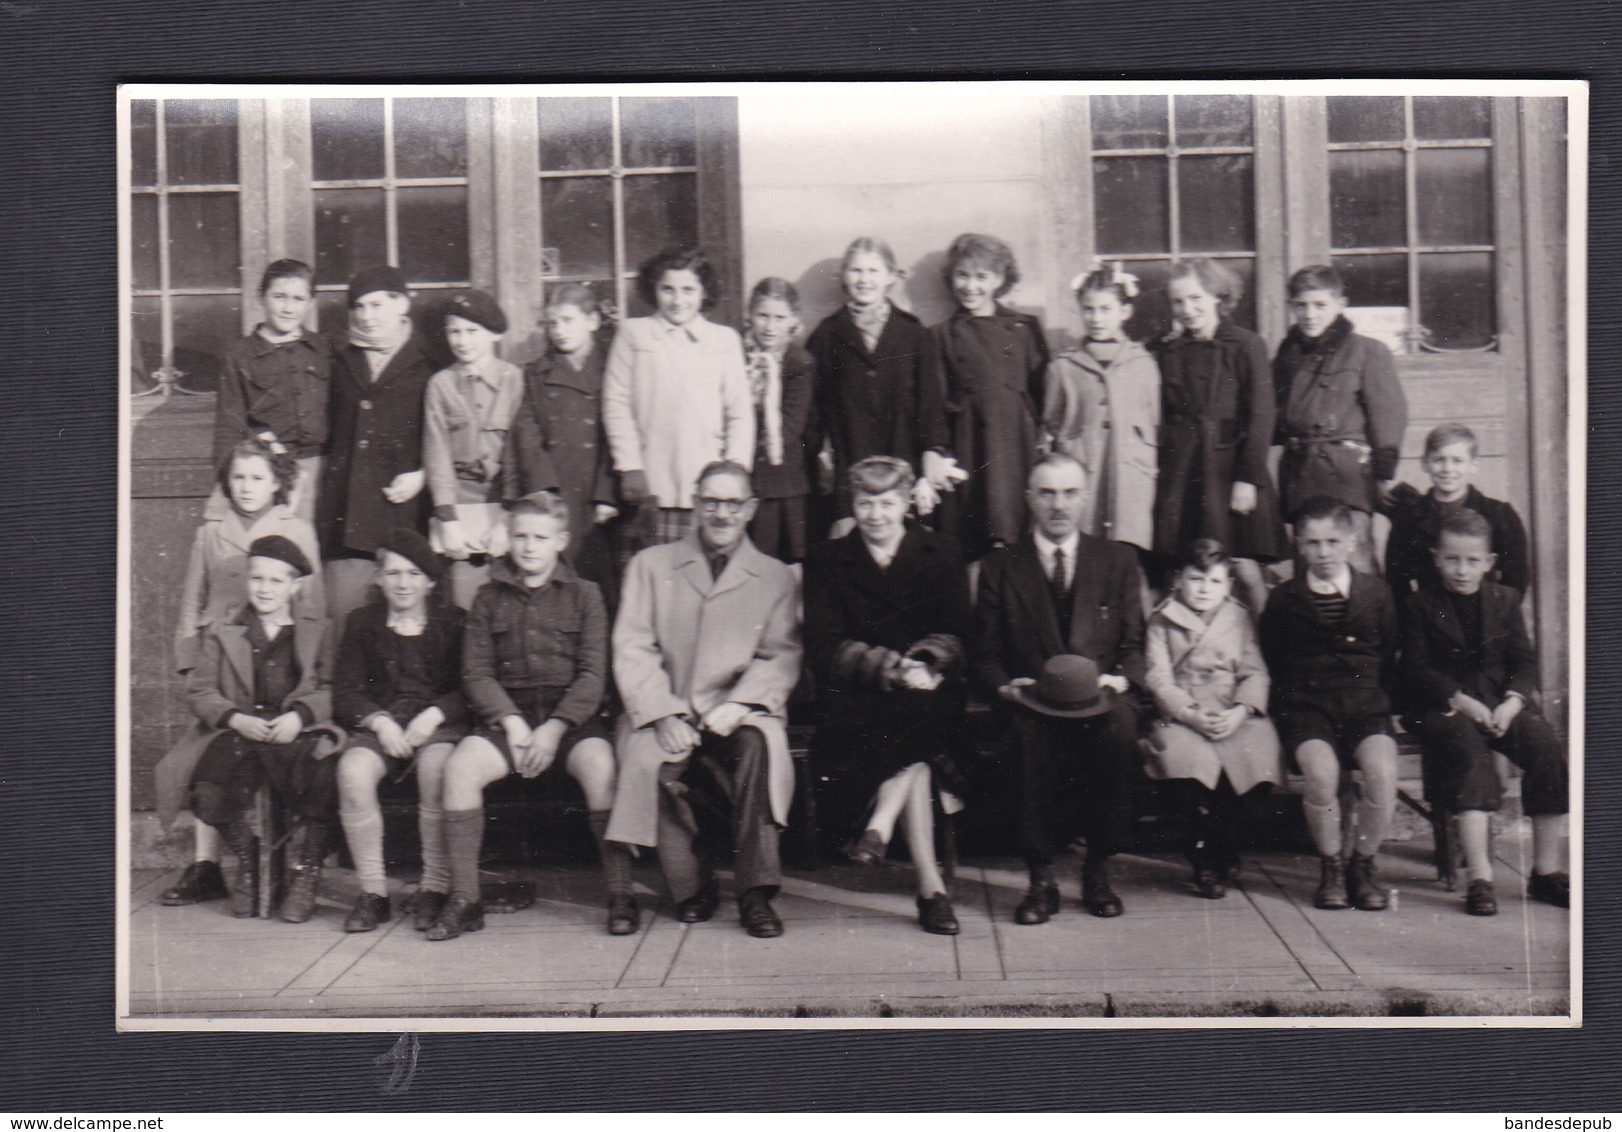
[
  {"x1": 845, "y1": 829, "x2": 888, "y2": 867},
  {"x1": 1465, "y1": 878, "x2": 1498, "y2": 917},
  {"x1": 424, "y1": 895, "x2": 485, "y2": 941},
  {"x1": 160, "y1": 860, "x2": 228, "y2": 906},
  {"x1": 1193, "y1": 869, "x2": 1227, "y2": 900},
  {"x1": 607, "y1": 894, "x2": 641, "y2": 936},
  {"x1": 1081, "y1": 863, "x2": 1124, "y2": 918},
  {"x1": 279, "y1": 863, "x2": 322, "y2": 923},
  {"x1": 1528, "y1": 871, "x2": 1569, "y2": 908},
  {"x1": 1314, "y1": 855, "x2": 1351, "y2": 910},
  {"x1": 675, "y1": 877, "x2": 720, "y2": 924},
  {"x1": 343, "y1": 891, "x2": 391, "y2": 933},
  {"x1": 408, "y1": 889, "x2": 448, "y2": 932},
  {"x1": 1346, "y1": 853, "x2": 1389, "y2": 912},
  {"x1": 917, "y1": 892, "x2": 959, "y2": 935},
  {"x1": 1014, "y1": 882, "x2": 1060, "y2": 925},
  {"x1": 738, "y1": 889, "x2": 784, "y2": 938}
]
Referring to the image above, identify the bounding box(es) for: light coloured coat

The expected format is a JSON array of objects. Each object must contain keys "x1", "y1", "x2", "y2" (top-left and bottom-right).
[
  {"x1": 154, "y1": 604, "x2": 338, "y2": 828},
  {"x1": 1042, "y1": 340, "x2": 1160, "y2": 551},
  {"x1": 601, "y1": 315, "x2": 754, "y2": 510},
  {"x1": 1143, "y1": 596, "x2": 1281, "y2": 794},
  {"x1": 605, "y1": 533, "x2": 802, "y2": 847}
]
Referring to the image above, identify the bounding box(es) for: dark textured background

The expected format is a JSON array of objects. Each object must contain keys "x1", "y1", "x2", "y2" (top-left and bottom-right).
[{"x1": 4, "y1": 0, "x2": 1619, "y2": 1112}]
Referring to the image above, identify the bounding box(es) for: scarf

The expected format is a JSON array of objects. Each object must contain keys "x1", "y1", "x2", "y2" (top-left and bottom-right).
[
  {"x1": 256, "y1": 324, "x2": 305, "y2": 346},
  {"x1": 847, "y1": 300, "x2": 891, "y2": 354},
  {"x1": 743, "y1": 333, "x2": 785, "y2": 467},
  {"x1": 348, "y1": 315, "x2": 413, "y2": 355},
  {"x1": 1274, "y1": 314, "x2": 1353, "y2": 389}
]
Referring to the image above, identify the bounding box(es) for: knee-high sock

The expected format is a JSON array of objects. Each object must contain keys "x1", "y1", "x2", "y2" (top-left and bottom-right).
[
  {"x1": 1532, "y1": 814, "x2": 1568, "y2": 875},
  {"x1": 194, "y1": 821, "x2": 221, "y2": 864},
  {"x1": 589, "y1": 810, "x2": 632, "y2": 898},
  {"x1": 1458, "y1": 809, "x2": 1493, "y2": 883},
  {"x1": 417, "y1": 802, "x2": 449, "y2": 894},
  {"x1": 1303, "y1": 799, "x2": 1342, "y2": 858},
  {"x1": 442, "y1": 807, "x2": 484, "y2": 902},
  {"x1": 1354, "y1": 794, "x2": 1394, "y2": 857},
  {"x1": 340, "y1": 802, "x2": 387, "y2": 896}
]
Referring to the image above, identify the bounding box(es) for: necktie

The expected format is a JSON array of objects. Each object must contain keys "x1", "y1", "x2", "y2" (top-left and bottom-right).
[
  {"x1": 1050, "y1": 547, "x2": 1069, "y2": 610},
  {"x1": 709, "y1": 553, "x2": 727, "y2": 581}
]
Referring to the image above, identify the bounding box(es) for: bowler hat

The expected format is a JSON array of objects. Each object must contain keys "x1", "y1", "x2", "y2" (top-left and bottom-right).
[
  {"x1": 1010, "y1": 653, "x2": 1115, "y2": 719},
  {"x1": 446, "y1": 288, "x2": 508, "y2": 335},
  {"x1": 348, "y1": 265, "x2": 410, "y2": 307},
  {"x1": 248, "y1": 534, "x2": 313, "y2": 578},
  {"x1": 377, "y1": 527, "x2": 445, "y2": 582}
]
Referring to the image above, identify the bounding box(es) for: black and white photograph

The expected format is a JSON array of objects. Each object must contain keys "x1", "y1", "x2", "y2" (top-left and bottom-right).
[{"x1": 117, "y1": 79, "x2": 1584, "y2": 1028}]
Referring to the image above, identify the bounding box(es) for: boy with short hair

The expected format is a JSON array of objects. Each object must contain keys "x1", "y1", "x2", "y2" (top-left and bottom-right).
[
  {"x1": 1259, "y1": 498, "x2": 1401, "y2": 912},
  {"x1": 1400, "y1": 509, "x2": 1568, "y2": 915},
  {"x1": 1386, "y1": 423, "x2": 1530, "y2": 599},
  {"x1": 427, "y1": 491, "x2": 633, "y2": 941},
  {"x1": 158, "y1": 535, "x2": 338, "y2": 922}
]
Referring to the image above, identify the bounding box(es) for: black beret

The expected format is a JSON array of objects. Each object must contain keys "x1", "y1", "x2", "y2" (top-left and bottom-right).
[
  {"x1": 446, "y1": 288, "x2": 508, "y2": 335},
  {"x1": 348, "y1": 265, "x2": 410, "y2": 307},
  {"x1": 248, "y1": 535, "x2": 313, "y2": 578},
  {"x1": 376, "y1": 527, "x2": 445, "y2": 582}
]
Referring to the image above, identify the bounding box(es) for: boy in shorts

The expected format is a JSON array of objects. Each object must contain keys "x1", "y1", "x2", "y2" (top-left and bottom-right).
[
  {"x1": 428, "y1": 491, "x2": 634, "y2": 940},
  {"x1": 1401, "y1": 509, "x2": 1568, "y2": 915},
  {"x1": 1260, "y1": 498, "x2": 1400, "y2": 912}
]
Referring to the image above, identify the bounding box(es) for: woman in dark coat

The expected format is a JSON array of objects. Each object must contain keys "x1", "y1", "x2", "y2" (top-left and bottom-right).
[
  {"x1": 803, "y1": 456, "x2": 972, "y2": 936},
  {"x1": 934, "y1": 233, "x2": 1050, "y2": 559},
  {"x1": 1151, "y1": 259, "x2": 1286, "y2": 565}
]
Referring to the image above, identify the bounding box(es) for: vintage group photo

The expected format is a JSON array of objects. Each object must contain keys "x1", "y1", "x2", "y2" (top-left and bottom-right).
[{"x1": 118, "y1": 80, "x2": 1582, "y2": 1026}]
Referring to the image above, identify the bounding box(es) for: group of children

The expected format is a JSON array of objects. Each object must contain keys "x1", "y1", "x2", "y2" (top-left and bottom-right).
[{"x1": 152, "y1": 232, "x2": 1567, "y2": 939}]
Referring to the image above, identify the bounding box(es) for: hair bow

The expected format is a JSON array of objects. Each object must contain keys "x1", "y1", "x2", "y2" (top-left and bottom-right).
[{"x1": 1070, "y1": 259, "x2": 1140, "y2": 299}]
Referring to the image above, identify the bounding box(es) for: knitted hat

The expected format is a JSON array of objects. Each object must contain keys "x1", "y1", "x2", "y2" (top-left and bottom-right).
[
  {"x1": 376, "y1": 527, "x2": 445, "y2": 582},
  {"x1": 348, "y1": 265, "x2": 410, "y2": 307},
  {"x1": 446, "y1": 288, "x2": 508, "y2": 335},
  {"x1": 248, "y1": 534, "x2": 313, "y2": 578}
]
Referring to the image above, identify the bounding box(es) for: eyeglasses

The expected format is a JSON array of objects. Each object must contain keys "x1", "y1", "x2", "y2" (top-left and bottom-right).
[{"x1": 696, "y1": 496, "x2": 751, "y2": 515}]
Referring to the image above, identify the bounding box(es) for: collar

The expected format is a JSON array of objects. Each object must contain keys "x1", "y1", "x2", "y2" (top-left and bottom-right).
[
  {"x1": 489, "y1": 555, "x2": 577, "y2": 591},
  {"x1": 1167, "y1": 318, "x2": 1239, "y2": 347},
  {"x1": 1033, "y1": 528, "x2": 1080, "y2": 562},
  {"x1": 453, "y1": 354, "x2": 502, "y2": 387},
  {"x1": 653, "y1": 313, "x2": 703, "y2": 343},
  {"x1": 1285, "y1": 314, "x2": 1354, "y2": 357},
  {"x1": 1306, "y1": 565, "x2": 1354, "y2": 598},
  {"x1": 236, "y1": 606, "x2": 295, "y2": 630},
  {"x1": 252, "y1": 325, "x2": 309, "y2": 351},
  {"x1": 743, "y1": 331, "x2": 789, "y2": 357},
  {"x1": 385, "y1": 606, "x2": 429, "y2": 635},
  {"x1": 846, "y1": 299, "x2": 892, "y2": 323},
  {"x1": 705, "y1": 538, "x2": 739, "y2": 568}
]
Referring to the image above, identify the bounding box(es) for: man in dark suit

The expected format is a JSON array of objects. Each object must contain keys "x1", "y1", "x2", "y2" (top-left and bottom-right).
[{"x1": 973, "y1": 452, "x2": 1147, "y2": 923}]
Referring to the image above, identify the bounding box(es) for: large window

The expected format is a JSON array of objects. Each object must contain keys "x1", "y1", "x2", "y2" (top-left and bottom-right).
[
  {"x1": 537, "y1": 96, "x2": 700, "y2": 317},
  {"x1": 129, "y1": 98, "x2": 242, "y2": 395},
  {"x1": 1090, "y1": 94, "x2": 1258, "y2": 337},
  {"x1": 1327, "y1": 95, "x2": 1497, "y2": 352},
  {"x1": 310, "y1": 96, "x2": 472, "y2": 334}
]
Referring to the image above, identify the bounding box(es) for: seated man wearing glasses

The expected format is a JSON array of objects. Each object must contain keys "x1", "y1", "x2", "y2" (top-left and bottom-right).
[{"x1": 605, "y1": 460, "x2": 803, "y2": 938}]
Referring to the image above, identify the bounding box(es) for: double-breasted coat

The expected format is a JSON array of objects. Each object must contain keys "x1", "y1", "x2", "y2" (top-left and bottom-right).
[
  {"x1": 1399, "y1": 581, "x2": 1537, "y2": 712},
  {"x1": 1152, "y1": 320, "x2": 1285, "y2": 561},
  {"x1": 803, "y1": 524, "x2": 972, "y2": 831},
  {"x1": 1273, "y1": 317, "x2": 1407, "y2": 517},
  {"x1": 604, "y1": 533, "x2": 803, "y2": 847},
  {"x1": 1043, "y1": 340, "x2": 1162, "y2": 551},
  {"x1": 935, "y1": 305, "x2": 1049, "y2": 552},
  {"x1": 1143, "y1": 596, "x2": 1281, "y2": 794},
  {"x1": 173, "y1": 498, "x2": 324, "y2": 675},
  {"x1": 807, "y1": 306, "x2": 950, "y2": 511},
  {"x1": 1258, "y1": 570, "x2": 1398, "y2": 720},
  {"x1": 505, "y1": 350, "x2": 616, "y2": 542},
  {"x1": 319, "y1": 333, "x2": 443, "y2": 560},
  {"x1": 154, "y1": 604, "x2": 336, "y2": 827}
]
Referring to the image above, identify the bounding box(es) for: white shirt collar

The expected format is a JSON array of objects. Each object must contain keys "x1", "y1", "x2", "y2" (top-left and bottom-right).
[
  {"x1": 1306, "y1": 564, "x2": 1354, "y2": 598},
  {"x1": 1033, "y1": 528, "x2": 1080, "y2": 562}
]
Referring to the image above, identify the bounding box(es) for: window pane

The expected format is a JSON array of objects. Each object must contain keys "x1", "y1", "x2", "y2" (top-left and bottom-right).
[
  {"x1": 314, "y1": 187, "x2": 387, "y2": 287},
  {"x1": 171, "y1": 294, "x2": 244, "y2": 393},
  {"x1": 167, "y1": 193, "x2": 240, "y2": 289},
  {"x1": 394, "y1": 98, "x2": 468, "y2": 179},
  {"x1": 620, "y1": 97, "x2": 697, "y2": 168},
  {"x1": 131, "y1": 194, "x2": 160, "y2": 290},
  {"x1": 540, "y1": 177, "x2": 613, "y2": 279},
  {"x1": 1094, "y1": 157, "x2": 1168, "y2": 254},
  {"x1": 1326, "y1": 96, "x2": 1406, "y2": 144},
  {"x1": 624, "y1": 174, "x2": 698, "y2": 272},
  {"x1": 311, "y1": 98, "x2": 385, "y2": 182},
  {"x1": 538, "y1": 97, "x2": 613, "y2": 171},
  {"x1": 397, "y1": 186, "x2": 470, "y2": 283},
  {"x1": 1330, "y1": 150, "x2": 1406, "y2": 248},
  {"x1": 131, "y1": 296, "x2": 164, "y2": 382},
  {"x1": 131, "y1": 99, "x2": 157, "y2": 186},
  {"x1": 1416, "y1": 148, "x2": 1492, "y2": 246},
  {"x1": 1419, "y1": 251, "x2": 1495, "y2": 349},
  {"x1": 1413, "y1": 96, "x2": 1491, "y2": 140},
  {"x1": 1115, "y1": 258, "x2": 1170, "y2": 344},
  {"x1": 1175, "y1": 94, "x2": 1252, "y2": 148},
  {"x1": 1332, "y1": 253, "x2": 1408, "y2": 307},
  {"x1": 1090, "y1": 95, "x2": 1167, "y2": 150},
  {"x1": 1179, "y1": 155, "x2": 1254, "y2": 252},
  {"x1": 164, "y1": 99, "x2": 238, "y2": 185}
]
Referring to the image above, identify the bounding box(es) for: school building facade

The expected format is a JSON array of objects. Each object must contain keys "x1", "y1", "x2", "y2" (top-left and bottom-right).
[{"x1": 127, "y1": 89, "x2": 1574, "y2": 814}]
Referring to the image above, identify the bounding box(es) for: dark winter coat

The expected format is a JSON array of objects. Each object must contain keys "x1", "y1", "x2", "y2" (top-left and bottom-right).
[
  {"x1": 1400, "y1": 581, "x2": 1538, "y2": 711},
  {"x1": 1258, "y1": 570, "x2": 1397, "y2": 717},
  {"x1": 214, "y1": 330, "x2": 333, "y2": 466},
  {"x1": 332, "y1": 600, "x2": 469, "y2": 731},
  {"x1": 505, "y1": 350, "x2": 616, "y2": 538}
]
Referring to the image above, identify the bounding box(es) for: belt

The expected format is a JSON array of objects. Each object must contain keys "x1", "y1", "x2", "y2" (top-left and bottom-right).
[{"x1": 1285, "y1": 436, "x2": 1371, "y2": 455}]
